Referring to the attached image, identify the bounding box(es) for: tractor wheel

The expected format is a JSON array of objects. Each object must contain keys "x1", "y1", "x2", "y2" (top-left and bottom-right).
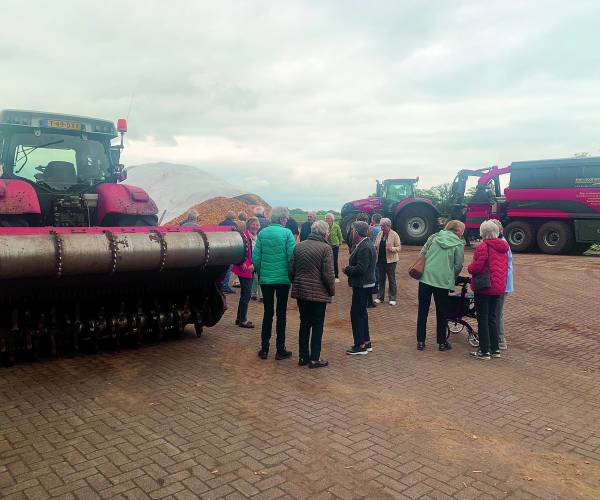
[
  {"x1": 341, "y1": 213, "x2": 360, "y2": 246},
  {"x1": 536, "y1": 221, "x2": 574, "y2": 255},
  {"x1": 113, "y1": 215, "x2": 158, "y2": 227},
  {"x1": 505, "y1": 220, "x2": 535, "y2": 252},
  {"x1": 396, "y1": 206, "x2": 437, "y2": 246}
]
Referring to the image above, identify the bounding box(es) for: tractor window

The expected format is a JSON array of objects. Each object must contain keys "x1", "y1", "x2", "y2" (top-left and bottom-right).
[
  {"x1": 386, "y1": 183, "x2": 410, "y2": 200},
  {"x1": 9, "y1": 132, "x2": 110, "y2": 190}
]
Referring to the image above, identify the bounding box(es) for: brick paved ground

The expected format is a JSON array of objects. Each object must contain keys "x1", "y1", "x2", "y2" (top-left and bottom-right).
[{"x1": 1, "y1": 247, "x2": 599, "y2": 499}]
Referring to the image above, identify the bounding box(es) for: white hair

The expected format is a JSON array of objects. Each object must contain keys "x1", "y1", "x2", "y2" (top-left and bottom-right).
[
  {"x1": 185, "y1": 209, "x2": 198, "y2": 221},
  {"x1": 254, "y1": 206, "x2": 265, "y2": 215},
  {"x1": 480, "y1": 220, "x2": 500, "y2": 240},
  {"x1": 380, "y1": 217, "x2": 392, "y2": 227},
  {"x1": 270, "y1": 206, "x2": 289, "y2": 223},
  {"x1": 311, "y1": 220, "x2": 329, "y2": 237},
  {"x1": 307, "y1": 210, "x2": 317, "y2": 217},
  {"x1": 325, "y1": 212, "x2": 334, "y2": 220}
]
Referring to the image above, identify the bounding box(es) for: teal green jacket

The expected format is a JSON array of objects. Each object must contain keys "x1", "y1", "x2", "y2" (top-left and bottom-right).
[
  {"x1": 419, "y1": 230, "x2": 464, "y2": 290},
  {"x1": 252, "y1": 224, "x2": 296, "y2": 284},
  {"x1": 328, "y1": 223, "x2": 343, "y2": 247}
]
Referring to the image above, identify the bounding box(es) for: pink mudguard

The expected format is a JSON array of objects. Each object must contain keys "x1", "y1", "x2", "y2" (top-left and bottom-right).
[
  {"x1": 96, "y1": 183, "x2": 158, "y2": 223},
  {"x1": 0, "y1": 179, "x2": 41, "y2": 215}
]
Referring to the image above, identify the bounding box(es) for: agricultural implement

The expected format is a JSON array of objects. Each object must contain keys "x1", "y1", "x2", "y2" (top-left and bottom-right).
[{"x1": 0, "y1": 109, "x2": 245, "y2": 365}]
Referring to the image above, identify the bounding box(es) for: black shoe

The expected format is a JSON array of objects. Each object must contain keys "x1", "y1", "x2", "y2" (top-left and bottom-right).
[
  {"x1": 309, "y1": 359, "x2": 328, "y2": 369},
  {"x1": 367, "y1": 303, "x2": 377, "y2": 308},
  {"x1": 364, "y1": 341, "x2": 373, "y2": 352},
  {"x1": 298, "y1": 357, "x2": 309, "y2": 366},
  {"x1": 346, "y1": 345, "x2": 368, "y2": 356},
  {"x1": 417, "y1": 341, "x2": 425, "y2": 351},
  {"x1": 275, "y1": 350, "x2": 292, "y2": 360},
  {"x1": 438, "y1": 341, "x2": 452, "y2": 351},
  {"x1": 258, "y1": 349, "x2": 268, "y2": 359}
]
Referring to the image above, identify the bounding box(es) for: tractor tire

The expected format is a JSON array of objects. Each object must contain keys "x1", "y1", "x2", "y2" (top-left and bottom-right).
[
  {"x1": 341, "y1": 213, "x2": 360, "y2": 246},
  {"x1": 505, "y1": 220, "x2": 535, "y2": 253},
  {"x1": 113, "y1": 214, "x2": 158, "y2": 227},
  {"x1": 396, "y1": 206, "x2": 437, "y2": 246},
  {"x1": 536, "y1": 221, "x2": 574, "y2": 255}
]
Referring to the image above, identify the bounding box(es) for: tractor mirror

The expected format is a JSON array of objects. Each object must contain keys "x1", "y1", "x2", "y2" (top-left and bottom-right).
[{"x1": 116, "y1": 165, "x2": 127, "y2": 182}]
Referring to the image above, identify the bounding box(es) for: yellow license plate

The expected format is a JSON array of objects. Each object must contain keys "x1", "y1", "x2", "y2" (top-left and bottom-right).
[{"x1": 45, "y1": 119, "x2": 82, "y2": 130}]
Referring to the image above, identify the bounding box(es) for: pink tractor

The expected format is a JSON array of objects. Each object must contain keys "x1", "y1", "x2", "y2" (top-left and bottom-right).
[
  {"x1": 0, "y1": 109, "x2": 245, "y2": 365},
  {"x1": 340, "y1": 178, "x2": 440, "y2": 245}
]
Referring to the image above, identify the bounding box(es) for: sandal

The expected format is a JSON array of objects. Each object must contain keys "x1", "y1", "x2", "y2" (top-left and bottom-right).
[{"x1": 239, "y1": 321, "x2": 254, "y2": 329}]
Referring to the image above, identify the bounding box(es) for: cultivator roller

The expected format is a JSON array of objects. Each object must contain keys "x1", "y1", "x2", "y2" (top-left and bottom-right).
[{"x1": 0, "y1": 226, "x2": 246, "y2": 365}]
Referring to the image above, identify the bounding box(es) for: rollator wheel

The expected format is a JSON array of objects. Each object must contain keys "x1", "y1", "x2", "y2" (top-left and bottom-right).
[
  {"x1": 447, "y1": 321, "x2": 464, "y2": 335},
  {"x1": 468, "y1": 331, "x2": 480, "y2": 347}
]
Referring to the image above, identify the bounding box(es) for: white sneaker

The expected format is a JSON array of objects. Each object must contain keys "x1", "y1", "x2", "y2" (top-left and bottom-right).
[
  {"x1": 389, "y1": 300, "x2": 397, "y2": 306},
  {"x1": 335, "y1": 278, "x2": 340, "y2": 283},
  {"x1": 374, "y1": 298, "x2": 381, "y2": 304}
]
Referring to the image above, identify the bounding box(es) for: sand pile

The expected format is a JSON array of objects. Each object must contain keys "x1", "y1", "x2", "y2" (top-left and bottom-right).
[{"x1": 166, "y1": 194, "x2": 271, "y2": 226}]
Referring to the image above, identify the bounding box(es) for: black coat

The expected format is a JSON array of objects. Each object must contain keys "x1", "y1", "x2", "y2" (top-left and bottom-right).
[
  {"x1": 345, "y1": 238, "x2": 376, "y2": 288},
  {"x1": 299, "y1": 221, "x2": 311, "y2": 241}
]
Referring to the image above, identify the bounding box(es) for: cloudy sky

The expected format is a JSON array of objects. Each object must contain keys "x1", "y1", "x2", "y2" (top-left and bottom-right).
[{"x1": 2, "y1": 0, "x2": 600, "y2": 208}]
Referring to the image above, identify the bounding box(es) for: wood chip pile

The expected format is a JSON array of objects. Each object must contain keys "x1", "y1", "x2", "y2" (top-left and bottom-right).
[{"x1": 166, "y1": 194, "x2": 271, "y2": 226}]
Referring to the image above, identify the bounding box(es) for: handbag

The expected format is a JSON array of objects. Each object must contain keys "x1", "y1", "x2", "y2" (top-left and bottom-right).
[
  {"x1": 473, "y1": 245, "x2": 491, "y2": 290},
  {"x1": 408, "y1": 235, "x2": 436, "y2": 280}
]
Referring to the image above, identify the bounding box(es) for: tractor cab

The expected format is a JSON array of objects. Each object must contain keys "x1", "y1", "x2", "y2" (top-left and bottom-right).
[{"x1": 377, "y1": 178, "x2": 417, "y2": 215}]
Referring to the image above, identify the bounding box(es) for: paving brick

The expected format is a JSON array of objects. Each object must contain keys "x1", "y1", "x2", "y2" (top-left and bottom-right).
[{"x1": 1, "y1": 248, "x2": 599, "y2": 500}]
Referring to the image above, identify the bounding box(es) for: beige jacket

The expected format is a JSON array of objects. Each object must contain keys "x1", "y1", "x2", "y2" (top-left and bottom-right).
[{"x1": 374, "y1": 229, "x2": 402, "y2": 263}]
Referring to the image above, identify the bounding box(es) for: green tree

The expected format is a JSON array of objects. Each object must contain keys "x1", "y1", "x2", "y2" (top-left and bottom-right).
[{"x1": 416, "y1": 182, "x2": 454, "y2": 217}]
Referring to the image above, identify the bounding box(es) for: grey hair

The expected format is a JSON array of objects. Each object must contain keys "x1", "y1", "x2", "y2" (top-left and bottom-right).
[
  {"x1": 311, "y1": 220, "x2": 329, "y2": 237},
  {"x1": 352, "y1": 220, "x2": 369, "y2": 237},
  {"x1": 185, "y1": 209, "x2": 198, "y2": 221},
  {"x1": 491, "y1": 219, "x2": 503, "y2": 232},
  {"x1": 307, "y1": 210, "x2": 317, "y2": 217},
  {"x1": 380, "y1": 217, "x2": 392, "y2": 227},
  {"x1": 254, "y1": 205, "x2": 265, "y2": 215},
  {"x1": 480, "y1": 220, "x2": 500, "y2": 240},
  {"x1": 325, "y1": 212, "x2": 335, "y2": 220},
  {"x1": 270, "y1": 206, "x2": 289, "y2": 223}
]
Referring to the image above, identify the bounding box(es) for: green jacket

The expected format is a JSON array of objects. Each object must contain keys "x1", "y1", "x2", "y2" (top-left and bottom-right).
[
  {"x1": 419, "y1": 230, "x2": 464, "y2": 290},
  {"x1": 252, "y1": 223, "x2": 296, "y2": 285},
  {"x1": 328, "y1": 222, "x2": 343, "y2": 247}
]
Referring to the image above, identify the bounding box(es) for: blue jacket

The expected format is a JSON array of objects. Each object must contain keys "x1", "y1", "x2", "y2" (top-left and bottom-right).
[
  {"x1": 252, "y1": 224, "x2": 296, "y2": 284},
  {"x1": 500, "y1": 235, "x2": 514, "y2": 293}
]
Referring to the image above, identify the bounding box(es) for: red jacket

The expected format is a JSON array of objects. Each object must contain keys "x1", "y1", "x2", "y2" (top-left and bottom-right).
[
  {"x1": 232, "y1": 229, "x2": 253, "y2": 279},
  {"x1": 468, "y1": 238, "x2": 509, "y2": 295}
]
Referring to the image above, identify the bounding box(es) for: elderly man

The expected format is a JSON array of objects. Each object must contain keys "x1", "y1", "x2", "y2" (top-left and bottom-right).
[
  {"x1": 253, "y1": 206, "x2": 296, "y2": 360},
  {"x1": 325, "y1": 213, "x2": 343, "y2": 282},
  {"x1": 343, "y1": 221, "x2": 376, "y2": 355},
  {"x1": 254, "y1": 206, "x2": 270, "y2": 231},
  {"x1": 373, "y1": 218, "x2": 401, "y2": 306},
  {"x1": 180, "y1": 209, "x2": 199, "y2": 227},
  {"x1": 299, "y1": 211, "x2": 316, "y2": 241},
  {"x1": 289, "y1": 220, "x2": 335, "y2": 368}
]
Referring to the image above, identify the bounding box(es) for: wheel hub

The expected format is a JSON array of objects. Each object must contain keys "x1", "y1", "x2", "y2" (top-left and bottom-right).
[
  {"x1": 406, "y1": 216, "x2": 427, "y2": 238},
  {"x1": 543, "y1": 230, "x2": 560, "y2": 247},
  {"x1": 509, "y1": 229, "x2": 525, "y2": 246}
]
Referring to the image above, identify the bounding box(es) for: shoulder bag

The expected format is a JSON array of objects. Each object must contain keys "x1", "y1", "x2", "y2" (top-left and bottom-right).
[
  {"x1": 408, "y1": 235, "x2": 436, "y2": 280},
  {"x1": 473, "y1": 244, "x2": 491, "y2": 290}
]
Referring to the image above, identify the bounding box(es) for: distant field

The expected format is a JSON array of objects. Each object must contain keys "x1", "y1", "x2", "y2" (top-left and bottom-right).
[{"x1": 289, "y1": 209, "x2": 341, "y2": 223}]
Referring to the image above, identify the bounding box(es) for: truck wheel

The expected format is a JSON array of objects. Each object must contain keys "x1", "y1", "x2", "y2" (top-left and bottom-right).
[
  {"x1": 505, "y1": 221, "x2": 534, "y2": 252},
  {"x1": 341, "y1": 213, "x2": 360, "y2": 246},
  {"x1": 536, "y1": 221, "x2": 574, "y2": 255},
  {"x1": 396, "y1": 206, "x2": 436, "y2": 246}
]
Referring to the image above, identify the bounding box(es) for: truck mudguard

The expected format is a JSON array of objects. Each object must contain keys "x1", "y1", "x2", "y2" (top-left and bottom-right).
[
  {"x1": 96, "y1": 183, "x2": 158, "y2": 223},
  {"x1": 0, "y1": 179, "x2": 42, "y2": 215}
]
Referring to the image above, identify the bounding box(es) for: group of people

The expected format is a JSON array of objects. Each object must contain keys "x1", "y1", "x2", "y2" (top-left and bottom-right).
[{"x1": 186, "y1": 205, "x2": 514, "y2": 367}]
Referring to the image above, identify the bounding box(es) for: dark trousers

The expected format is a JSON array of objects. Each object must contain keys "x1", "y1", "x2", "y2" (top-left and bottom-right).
[
  {"x1": 297, "y1": 300, "x2": 327, "y2": 361},
  {"x1": 416, "y1": 281, "x2": 449, "y2": 344},
  {"x1": 351, "y1": 287, "x2": 371, "y2": 347},
  {"x1": 222, "y1": 266, "x2": 233, "y2": 291},
  {"x1": 236, "y1": 277, "x2": 253, "y2": 322},
  {"x1": 377, "y1": 261, "x2": 397, "y2": 301},
  {"x1": 475, "y1": 293, "x2": 500, "y2": 354},
  {"x1": 331, "y1": 246, "x2": 340, "y2": 278},
  {"x1": 260, "y1": 284, "x2": 290, "y2": 353}
]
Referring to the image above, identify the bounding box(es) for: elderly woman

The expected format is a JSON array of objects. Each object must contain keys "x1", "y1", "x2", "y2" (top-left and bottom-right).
[
  {"x1": 232, "y1": 217, "x2": 261, "y2": 328},
  {"x1": 416, "y1": 220, "x2": 465, "y2": 351},
  {"x1": 289, "y1": 220, "x2": 335, "y2": 368},
  {"x1": 180, "y1": 209, "x2": 199, "y2": 227},
  {"x1": 373, "y1": 218, "x2": 401, "y2": 306},
  {"x1": 325, "y1": 213, "x2": 343, "y2": 282},
  {"x1": 252, "y1": 206, "x2": 296, "y2": 360},
  {"x1": 468, "y1": 220, "x2": 509, "y2": 360}
]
